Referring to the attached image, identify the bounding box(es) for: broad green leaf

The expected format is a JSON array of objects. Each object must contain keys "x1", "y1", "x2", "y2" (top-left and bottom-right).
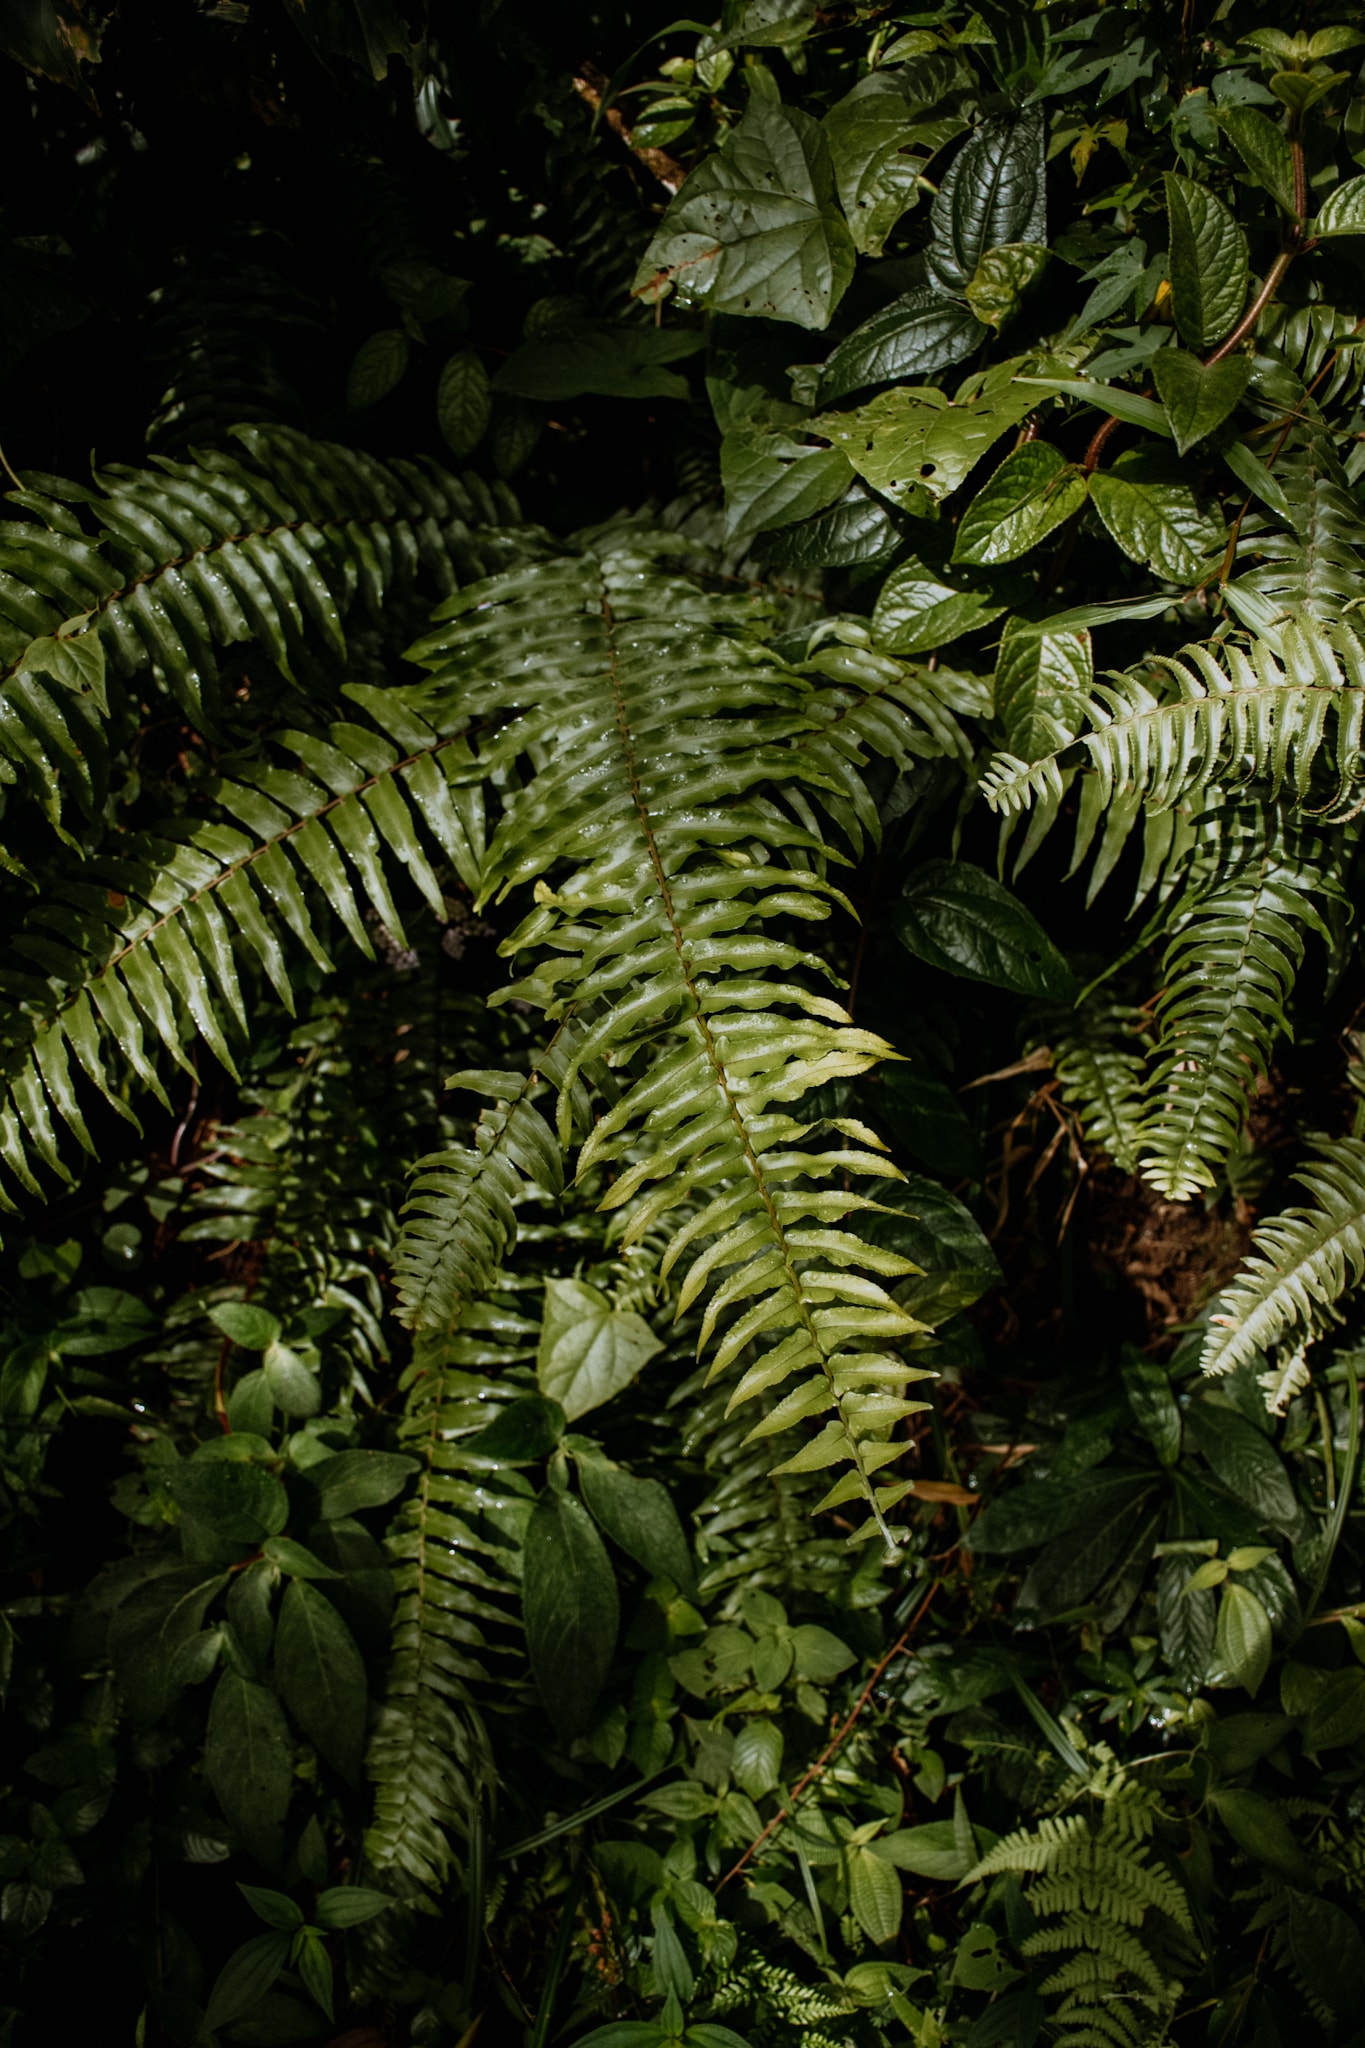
[
  {"x1": 1017, "y1": 1487, "x2": 1158, "y2": 1620},
  {"x1": 347, "y1": 329, "x2": 409, "y2": 409},
  {"x1": 814, "y1": 359, "x2": 1041, "y2": 510},
  {"x1": 874, "y1": 1822, "x2": 971, "y2": 1879},
  {"x1": 790, "y1": 1622, "x2": 855, "y2": 1681},
  {"x1": 522, "y1": 1487, "x2": 619, "y2": 1738},
  {"x1": 651, "y1": 1901, "x2": 695, "y2": 2000},
  {"x1": 1151, "y1": 347, "x2": 1252, "y2": 455},
  {"x1": 925, "y1": 111, "x2": 1046, "y2": 297},
  {"x1": 992, "y1": 617, "x2": 1091, "y2": 761},
  {"x1": 203, "y1": 1931, "x2": 292, "y2": 2035},
  {"x1": 634, "y1": 95, "x2": 855, "y2": 329},
  {"x1": 313, "y1": 1885, "x2": 394, "y2": 1930},
  {"x1": 731, "y1": 1719, "x2": 783, "y2": 1797},
  {"x1": 275, "y1": 1579, "x2": 367, "y2": 1784},
  {"x1": 1303, "y1": 1667, "x2": 1365, "y2": 1750},
  {"x1": 237, "y1": 1883, "x2": 304, "y2": 1930},
  {"x1": 1211, "y1": 1788, "x2": 1312, "y2": 1880},
  {"x1": 1184, "y1": 1404, "x2": 1300, "y2": 1533},
  {"x1": 466, "y1": 1393, "x2": 567, "y2": 1462},
  {"x1": 951, "y1": 1924, "x2": 1020, "y2": 1993},
  {"x1": 1315, "y1": 171, "x2": 1365, "y2": 238},
  {"x1": 306, "y1": 1449, "x2": 419, "y2": 1518},
  {"x1": 1121, "y1": 1355, "x2": 1181, "y2": 1466},
  {"x1": 819, "y1": 288, "x2": 985, "y2": 402},
  {"x1": 294, "y1": 1928, "x2": 334, "y2": 2021},
  {"x1": 226, "y1": 1562, "x2": 276, "y2": 1676},
  {"x1": 1164, "y1": 173, "x2": 1249, "y2": 349},
  {"x1": 18, "y1": 629, "x2": 107, "y2": 710},
  {"x1": 495, "y1": 323, "x2": 704, "y2": 402},
  {"x1": 720, "y1": 426, "x2": 854, "y2": 545},
  {"x1": 823, "y1": 71, "x2": 965, "y2": 255},
  {"x1": 952, "y1": 441, "x2": 1086, "y2": 566},
  {"x1": 1013, "y1": 376, "x2": 1170, "y2": 436},
  {"x1": 205, "y1": 1673, "x2": 293, "y2": 1864},
  {"x1": 53, "y1": 1286, "x2": 156, "y2": 1355},
  {"x1": 1213, "y1": 105, "x2": 1296, "y2": 216},
  {"x1": 859, "y1": 1174, "x2": 1001, "y2": 1323},
  {"x1": 490, "y1": 397, "x2": 541, "y2": 478},
  {"x1": 437, "y1": 350, "x2": 492, "y2": 457},
  {"x1": 537, "y1": 1277, "x2": 663, "y2": 1421},
  {"x1": 1287, "y1": 1894, "x2": 1365, "y2": 2016},
  {"x1": 260, "y1": 1536, "x2": 341, "y2": 1580},
  {"x1": 262, "y1": 1340, "x2": 321, "y2": 1418},
  {"x1": 167, "y1": 1457, "x2": 288, "y2": 1562},
  {"x1": 108, "y1": 1567, "x2": 227, "y2": 1722},
  {"x1": 1214, "y1": 1582, "x2": 1272, "y2": 1697},
  {"x1": 847, "y1": 1844, "x2": 903, "y2": 1943},
  {"x1": 758, "y1": 481, "x2": 901, "y2": 570},
  {"x1": 964, "y1": 242, "x2": 1048, "y2": 330},
  {"x1": 209, "y1": 1302, "x2": 282, "y2": 1350},
  {"x1": 895, "y1": 859, "x2": 1077, "y2": 999},
  {"x1": 577, "y1": 1455, "x2": 696, "y2": 1593},
  {"x1": 1088, "y1": 449, "x2": 1224, "y2": 583},
  {"x1": 1157, "y1": 1554, "x2": 1215, "y2": 1693},
  {"x1": 871, "y1": 555, "x2": 1005, "y2": 655}
]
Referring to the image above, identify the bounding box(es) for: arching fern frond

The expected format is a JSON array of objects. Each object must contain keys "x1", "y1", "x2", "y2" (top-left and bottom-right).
[
  {"x1": 1049, "y1": 1002, "x2": 1150, "y2": 1177},
  {"x1": 1201, "y1": 1135, "x2": 1365, "y2": 1386},
  {"x1": 367, "y1": 1299, "x2": 536, "y2": 1904},
  {"x1": 980, "y1": 613, "x2": 1365, "y2": 830},
  {"x1": 0, "y1": 425, "x2": 521, "y2": 830},
  {"x1": 1136, "y1": 811, "x2": 1339, "y2": 1201},
  {"x1": 0, "y1": 682, "x2": 484, "y2": 1201},
  {"x1": 408, "y1": 538, "x2": 932, "y2": 1538}
]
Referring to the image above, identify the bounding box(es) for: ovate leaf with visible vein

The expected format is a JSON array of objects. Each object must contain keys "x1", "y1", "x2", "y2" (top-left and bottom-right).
[
  {"x1": 823, "y1": 69, "x2": 966, "y2": 255},
  {"x1": 819, "y1": 288, "x2": 985, "y2": 402},
  {"x1": 871, "y1": 556, "x2": 1005, "y2": 655},
  {"x1": 895, "y1": 860, "x2": 1076, "y2": 999},
  {"x1": 577, "y1": 1455, "x2": 696, "y2": 1594},
  {"x1": 953, "y1": 442, "x2": 1086, "y2": 566},
  {"x1": 992, "y1": 618, "x2": 1091, "y2": 762},
  {"x1": 633, "y1": 95, "x2": 855, "y2": 329},
  {"x1": 205, "y1": 1672, "x2": 294, "y2": 1864},
  {"x1": 965, "y1": 242, "x2": 1048, "y2": 330},
  {"x1": 1152, "y1": 348, "x2": 1253, "y2": 455},
  {"x1": 925, "y1": 111, "x2": 1046, "y2": 297},
  {"x1": 847, "y1": 1845, "x2": 903, "y2": 1944},
  {"x1": 720, "y1": 426, "x2": 854, "y2": 545},
  {"x1": 523, "y1": 1487, "x2": 619, "y2": 1738},
  {"x1": 1164, "y1": 173, "x2": 1249, "y2": 349},
  {"x1": 1214, "y1": 1582, "x2": 1272, "y2": 1697},
  {"x1": 537, "y1": 1278, "x2": 663, "y2": 1421},
  {"x1": 1213, "y1": 105, "x2": 1296, "y2": 217},
  {"x1": 814, "y1": 359, "x2": 1041, "y2": 511},
  {"x1": 347, "y1": 330, "x2": 409, "y2": 409},
  {"x1": 1314, "y1": 173, "x2": 1365, "y2": 239},
  {"x1": 109, "y1": 1567, "x2": 228, "y2": 1723},
  {"x1": 437, "y1": 350, "x2": 492, "y2": 457},
  {"x1": 1088, "y1": 448, "x2": 1224, "y2": 583},
  {"x1": 275, "y1": 1580, "x2": 367, "y2": 1784}
]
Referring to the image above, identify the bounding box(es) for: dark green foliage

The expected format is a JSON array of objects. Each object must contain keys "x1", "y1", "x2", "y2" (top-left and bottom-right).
[{"x1": 8, "y1": 5, "x2": 1365, "y2": 2047}]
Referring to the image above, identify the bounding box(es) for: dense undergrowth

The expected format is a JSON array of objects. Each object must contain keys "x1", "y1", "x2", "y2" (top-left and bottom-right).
[{"x1": 5, "y1": 4, "x2": 1365, "y2": 2045}]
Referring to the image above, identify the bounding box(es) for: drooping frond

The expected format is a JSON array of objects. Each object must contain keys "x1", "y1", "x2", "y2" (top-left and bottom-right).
[
  {"x1": 1136, "y1": 811, "x2": 1339, "y2": 1201},
  {"x1": 407, "y1": 538, "x2": 932, "y2": 1536},
  {"x1": 392, "y1": 1037, "x2": 583, "y2": 1331},
  {"x1": 0, "y1": 426, "x2": 521, "y2": 831},
  {"x1": 980, "y1": 613, "x2": 1365, "y2": 829},
  {"x1": 366, "y1": 1300, "x2": 535, "y2": 1903},
  {"x1": 1202, "y1": 1135, "x2": 1365, "y2": 1384},
  {"x1": 1050, "y1": 1003, "x2": 1150, "y2": 1176},
  {"x1": 0, "y1": 683, "x2": 484, "y2": 1201}
]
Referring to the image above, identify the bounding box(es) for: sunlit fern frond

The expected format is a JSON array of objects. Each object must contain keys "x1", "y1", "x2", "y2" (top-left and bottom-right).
[
  {"x1": 408, "y1": 535, "x2": 932, "y2": 1538},
  {"x1": 1201, "y1": 1134, "x2": 1365, "y2": 1385}
]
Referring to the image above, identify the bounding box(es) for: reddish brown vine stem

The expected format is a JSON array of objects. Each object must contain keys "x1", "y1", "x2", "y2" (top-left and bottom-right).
[{"x1": 716, "y1": 1581, "x2": 940, "y2": 1892}]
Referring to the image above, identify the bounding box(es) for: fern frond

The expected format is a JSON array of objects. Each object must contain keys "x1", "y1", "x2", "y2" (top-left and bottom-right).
[
  {"x1": 981, "y1": 614, "x2": 1365, "y2": 829},
  {"x1": 409, "y1": 538, "x2": 931, "y2": 1536},
  {"x1": 1201, "y1": 1135, "x2": 1365, "y2": 1383},
  {"x1": 1050, "y1": 1003, "x2": 1150, "y2": 1175},
  {"x1": 1232, "y1": 423, "x2": 1365, "y2": 620},
  {"x1": 0, "y1": 426, "x2": 521, "y2": 828},
  {"x1": 0, "y1": 684, "x2": 484, "y2": 1200},
  {"x1": 1136, "y1": 811, "x2": 1338, "y2": 1201},
  {"x1": 366, "y1": 1299, "x2": 536, "y2": 1902}
]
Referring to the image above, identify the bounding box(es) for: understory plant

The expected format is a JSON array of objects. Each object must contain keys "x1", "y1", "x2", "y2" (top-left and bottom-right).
[{"x1": 7, "y1": 4, "x2": 1365, "y2": 2046}]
